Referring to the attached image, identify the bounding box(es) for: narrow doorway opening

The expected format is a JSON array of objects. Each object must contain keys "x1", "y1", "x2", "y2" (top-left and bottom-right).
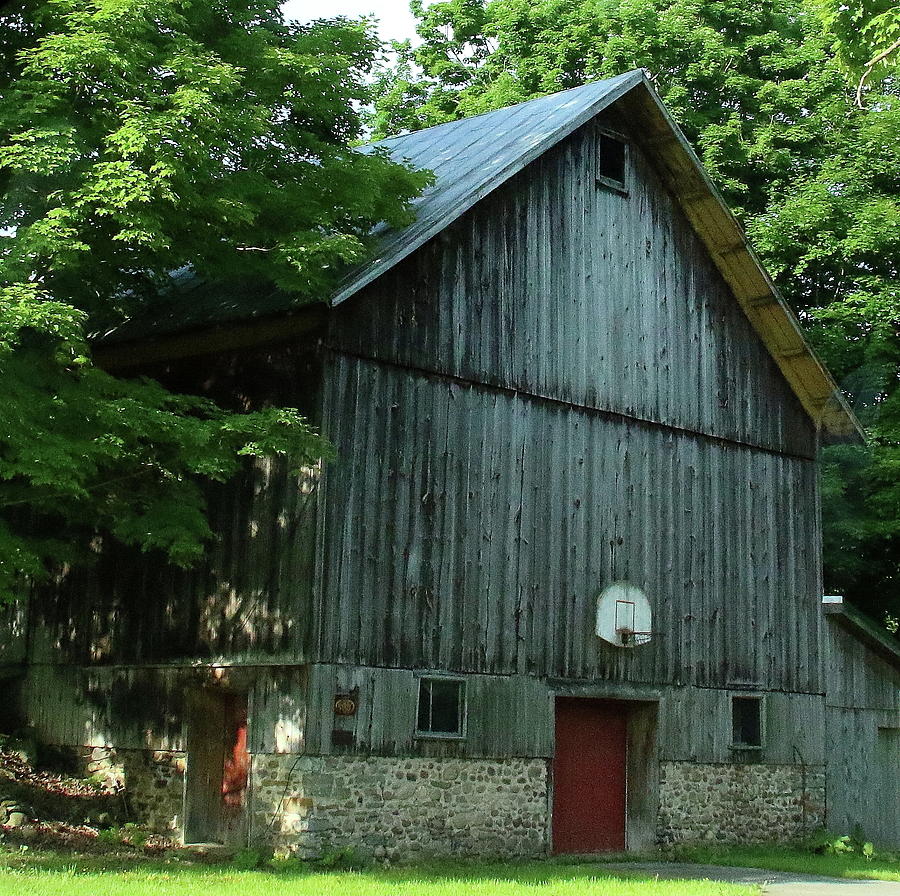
[{"x1": 184, "y1": 690, "x2": 249, "y2": 845}]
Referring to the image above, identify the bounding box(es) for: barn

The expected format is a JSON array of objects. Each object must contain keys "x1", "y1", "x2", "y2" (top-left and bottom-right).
[{"x1": 2, "y1": 70, "x2": 898, "y2": 856}]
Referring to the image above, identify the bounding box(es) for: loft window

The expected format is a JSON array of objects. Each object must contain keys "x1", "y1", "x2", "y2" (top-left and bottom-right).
[
  {"x1": 731, "y1": 696, "x2": 763, "y2": 748},
  {"x1": 416, "y1": 677, "x2": 465, "y2": 738},
  {"x1": 597, "y1": 131, "x2": 628, "y2": 193}
]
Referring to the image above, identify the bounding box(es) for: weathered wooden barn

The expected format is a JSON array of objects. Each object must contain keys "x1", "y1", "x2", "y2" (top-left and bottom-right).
[{"x1": 2, "y1": 70, "x2": 898, "y2": 855}]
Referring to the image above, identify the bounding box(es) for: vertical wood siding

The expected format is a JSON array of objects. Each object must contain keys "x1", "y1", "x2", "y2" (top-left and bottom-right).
[
  {"x1": 21, "y1": 663, "x2": 308, "y2": 754},
  {"x1": 331, "y1": 113, "x2": 815, "y2": 460},
  {"x1": 28, "y1": 458, "x2": 321, "y2": 666},
  {"x1": 657, "y1": 687, "x2": 825, "y2": 764},
  {"x1": 0, "y1": 600, "x2": 28, "y2": 667},
  {"x1": 825, "y1": 622, "x2": 900, "y2": 712},
  {"x1": 301, "y1": 662, "x2": 825, "y2": 765},
  {"x1": 824, "y1": 620, "x2": 900, "y2": 844},
  {"x1": 305, "y1": 664, "x2": 552, "y2": 759},
  {"x1": 826, "y1": 706, "x2": 900, "y2": 845},
  {"x1": 318, "y1": 356, "x2": 822, "y2": 693},
  {"x1": 23, "y1": 663, "x2": 190, "y2": 751}
]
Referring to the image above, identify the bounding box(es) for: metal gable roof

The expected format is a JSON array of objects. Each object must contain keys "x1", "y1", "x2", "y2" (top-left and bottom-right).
[{"x1": 330, "y1": 70, "x2": 643, "y2": 305}]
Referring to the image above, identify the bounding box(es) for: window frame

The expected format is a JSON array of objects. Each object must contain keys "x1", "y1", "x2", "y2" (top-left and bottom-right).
[
  {"x1": 730, "y1": 693, "x2": 765, "y2": 752},
  {"x1": 596, "y1": 127, "x2": 629, "y2": 195},
  {"x1": 414, "y1": 674, "x2": 467, "y2": 741}
]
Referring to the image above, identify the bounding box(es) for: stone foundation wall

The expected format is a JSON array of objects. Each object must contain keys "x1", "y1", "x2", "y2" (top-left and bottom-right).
[
  {"x1": 120, "y1": 749, "x2": 186, "y2": 835},
  {"x1": 72, "y1": 746, "x2": 124, "y2": 790},
  {"x1": 658, "y1": 761, "x2": 826, "y2": 844},
  {"x1": 252, "y1": 755, "x2": 550, "y2": 859},
  {"x1": 70, "y1": 746, "x2": 185, "y2": 835},
  {"x1": 57, "y1": 748, "x2": 831, "y2": 852}
]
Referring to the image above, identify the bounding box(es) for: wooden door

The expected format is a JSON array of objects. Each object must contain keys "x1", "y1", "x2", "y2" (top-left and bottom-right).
[
  {"x1": 184, "y1": 690, "x2": 249, "y2": 844},
  {"x1": 553, "y1": 697, "x2": 627, "y2": 853}
]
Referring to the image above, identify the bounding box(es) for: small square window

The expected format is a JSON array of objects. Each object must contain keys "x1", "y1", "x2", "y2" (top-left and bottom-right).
[
  {"x1": 416, "y1": 677, "x2": 465, "y2": 738},
  {"x1": 597, "y1": 132, "x2": 628, "y2": 193},
  {"x1": 731, "y1": 696, "x2": 763, "y2": 748}
]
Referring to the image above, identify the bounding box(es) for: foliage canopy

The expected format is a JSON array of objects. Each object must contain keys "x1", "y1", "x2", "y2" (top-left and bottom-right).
[{"x1": 0, "y1": 0, "x2": 428, "y2": 600}]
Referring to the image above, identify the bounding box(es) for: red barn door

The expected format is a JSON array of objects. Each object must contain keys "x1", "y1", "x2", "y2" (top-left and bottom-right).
[{"x1": 553, "y1": 698, "x2": 627, "y2": 853}]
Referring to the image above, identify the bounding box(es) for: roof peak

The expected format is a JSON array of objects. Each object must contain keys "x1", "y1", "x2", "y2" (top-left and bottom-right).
[
  {"x1": 371, "y1": 71, "x2": 644, "y2": 147},
  {"x1": 335, "y1": 70, "x2": 645, "y2": 305}
]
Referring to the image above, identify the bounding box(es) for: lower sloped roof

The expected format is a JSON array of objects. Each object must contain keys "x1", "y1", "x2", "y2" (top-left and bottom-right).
[{"x1": 825, "y1": 600, "x2": 900, "y2": 671}]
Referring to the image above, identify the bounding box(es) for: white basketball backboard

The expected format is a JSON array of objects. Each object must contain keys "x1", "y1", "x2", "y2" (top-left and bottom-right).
[{"x1": 596, "y1": 582, "x2": 652, "y2": 647}]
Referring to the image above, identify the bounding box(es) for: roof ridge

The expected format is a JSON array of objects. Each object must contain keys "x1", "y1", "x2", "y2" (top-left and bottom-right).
[{"x1": 370, "y1": 71, "x2": 643, "y2": 147}]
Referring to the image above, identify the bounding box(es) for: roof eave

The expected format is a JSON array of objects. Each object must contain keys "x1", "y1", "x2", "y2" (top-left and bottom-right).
[
  {"x1": 623, "y1": 81, "x2": 864, "y2": 443},
  {"x1": 94, "y1": 302, "x2": 328, "y2": 370}
]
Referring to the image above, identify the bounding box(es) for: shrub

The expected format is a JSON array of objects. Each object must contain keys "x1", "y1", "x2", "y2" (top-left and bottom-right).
[
  {"x1": 269, "y1": 855, "x2": 306, "y2": 873},
  {"x1": 318, "y1": 846, "x2": 359, "y2": 870},
  {"x1": 232, "y1": 847, "x2": 264, "y2": 870}
]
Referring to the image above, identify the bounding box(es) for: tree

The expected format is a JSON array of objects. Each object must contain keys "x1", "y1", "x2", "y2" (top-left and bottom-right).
[
  {"x1": 756, "y1": 7, "x2": 900, "y2": 626},
  {"x1": 814, "y1": 0, "x2": 900, "y2": 105},
  {"x1": 373, "y1": 0, "x2": 847, "y2": 219},
  {"x1": 373, "y1": 0, "x2": 900, "y2": 628},
  {"x1": 0, "y1": 0, "x2": 429, "y2": 601}
]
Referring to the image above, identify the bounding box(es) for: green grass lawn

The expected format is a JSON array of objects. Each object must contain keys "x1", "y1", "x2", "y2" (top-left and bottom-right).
[
  {"x1": 668, "y1": 844, "x2": 900, "y2": 882},
  {"x1": 7, "y1": 842, "x2": 900, "y2": 896},
  {"x1": 0, "y1": 851, "x2": 759, "y2": 896}
]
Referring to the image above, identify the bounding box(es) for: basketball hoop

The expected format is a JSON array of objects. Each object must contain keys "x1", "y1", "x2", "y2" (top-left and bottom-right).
[
  {"x1": 596, "y1": 582, "x2": 653, "y2": 648},
  {"x1": 615, "y1": 627, "x2": 652, "y2": 647}
]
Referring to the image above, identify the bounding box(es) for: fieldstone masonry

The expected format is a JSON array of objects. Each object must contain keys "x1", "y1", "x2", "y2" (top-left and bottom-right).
[
  {"x1": 119, "y1": 749, "x2": 185, "y2": 834},
  {"x1": 74, "y1": 745, "x2": 123, "y2": 789},
  {"x1": 657, "y1": 761, "x2": 826, "y2": 844},
  {"x1": 61, "y1": 745, "x2": 828, "y2": 855},
  {"x1": 44, "y1": 744, "x2": 184, "y2": 833},
  {"x1": 252, "y1": 755, "x2": 550, "y2": 859}
]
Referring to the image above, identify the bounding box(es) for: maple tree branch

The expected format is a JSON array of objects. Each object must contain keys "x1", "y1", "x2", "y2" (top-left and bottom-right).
[{"x1": 857, "y1": 37, "x2": 900, "y2": 107}]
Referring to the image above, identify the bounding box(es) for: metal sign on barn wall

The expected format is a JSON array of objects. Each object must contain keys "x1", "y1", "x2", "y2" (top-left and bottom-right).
[
  {"x1": 596, "y1": 583, "x2": 653, "y2": 647},
  {"x1": 333, "y1": 692, "x2": 358, "y2": 717}
]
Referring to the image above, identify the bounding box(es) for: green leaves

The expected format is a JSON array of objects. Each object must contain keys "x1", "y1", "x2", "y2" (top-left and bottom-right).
[
  {"x1": 0, "y1": 285, "x2": 87, "y2": 356},
  {"x1": 0, "y1": 1, "x2": 427, "y2": 601},
  {"x1": 1, "y1": 1, "x2": 430, "y2": 312},
  {"x1": 814, "y1": 0, "x2": 900, "y2": 101}
]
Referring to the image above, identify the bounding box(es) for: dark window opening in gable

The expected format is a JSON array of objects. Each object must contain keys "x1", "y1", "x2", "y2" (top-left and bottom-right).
[
  {"x1": 731, "y1": 696, "x2": 763, "y2": 748},
  {"x1": 416, "y1": 677, "x2": 465, "y2": 737},
  {"x1": 597, "y1": 132, "x2": 628, "y2": 193}
]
